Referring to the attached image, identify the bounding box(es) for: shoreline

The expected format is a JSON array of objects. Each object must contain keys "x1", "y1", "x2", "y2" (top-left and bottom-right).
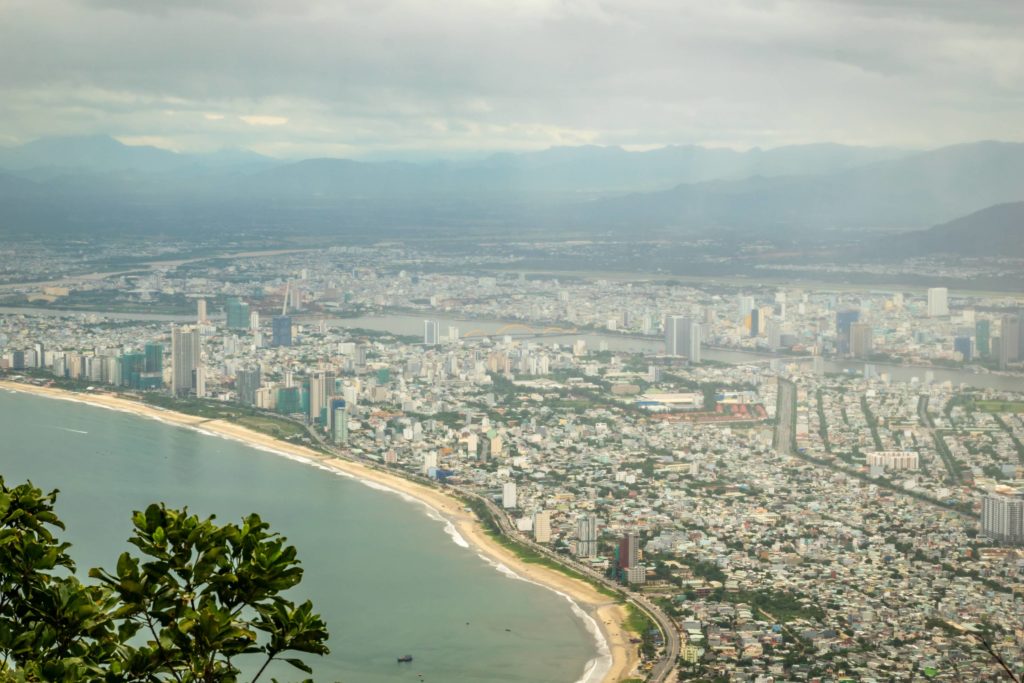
[{"x1": 0, "y1": 380, "x2": 638, "y2": 683}]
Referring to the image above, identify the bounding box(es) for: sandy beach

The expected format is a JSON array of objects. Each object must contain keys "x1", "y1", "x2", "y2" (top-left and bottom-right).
[{"x1": 0, "y1": 380, "x2": 639, "y2": 683}]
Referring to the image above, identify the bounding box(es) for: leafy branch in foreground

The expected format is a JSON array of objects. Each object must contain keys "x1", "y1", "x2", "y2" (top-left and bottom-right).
[{"x1": 0, "y1": 475, "x2": 331, "y2": 682}]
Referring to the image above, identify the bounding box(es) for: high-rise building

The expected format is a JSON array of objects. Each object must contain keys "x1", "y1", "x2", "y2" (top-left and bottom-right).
[
  {"x1": 330, "y1": 398, "x2": 348, "y2": 444},
  {"x1": 424, "y1": 320, "x2": 439, "y2": 346},
  {"x1": 236, "y1": 366, "x2": 261, "y2": 406},
  {"x1": 120, "y1": 353, "x2": 146, "y2": 389},
  {"x1": 836, "y1": 309, "x2": 860, "y2": 355},
  {"x1": 981, "y1": 489, "x2": 1024, "y2": 546},
  {"x1": 576, "y1": 514, "x2": 598, "y2": 558},
  {"x1": 249, "y1": 311, "x2": 260, "y2": 332},
  {"x1": 736, "y1": 295, "x2": 755, "y2": 322},
  {"x1": 196, "y1": 299, "x2": 207, "y2": 324},
  {"x1": 999, "y1": 315, "x2": 1020, "y2": 369},
  {"x1": 927, "y1": 287, "x2": 949, "y2": 317},
  {"x1": 849, "y1": 322, "x2": 873, "y2": 358},
  {"x1": 144, "y1": 342, "x2": 163, "y2": 374},
  {"x1": 272, "y1": 315, "x2": 293, "y2": 347},
  {"x1": 617, "y1": 532, "x2": 638, "y2": 569},
  {"x1": 976, "y1": 320, "x2": 991, "y2": 357},
  {"x1": 276, "y1": 386, "x2": 302, "y2": 415},
  {"x1": 1019, "y1": 313, "x2": 1024, "y2": 360},
  {"x1": 749, "y1": 309, "x2": 760, "y2": 338},
  {"x1": 664, "y1": 316, "x2": 701, "y2": 362},
  {"x1": 308, "y1": 371, "x2": 331, "y2": 424},
  {"x1": 502, "y1": 482, "x2": 517, "y2": 509},
  {"x1": 171, "y1": 326, "x2": 201, "y2": 396},
  {"x1": 194, "y1": 365, "x2": 206, "y2": 398},
  {"x1": 226, "y1": 298, "x2": 251, "y2": 330},
  {"x1": 954, "y1": 336, "x2": 973, "y2": 362},
  {"x1": 533, "y1": 510, "x2": 551, "y2": 543}
]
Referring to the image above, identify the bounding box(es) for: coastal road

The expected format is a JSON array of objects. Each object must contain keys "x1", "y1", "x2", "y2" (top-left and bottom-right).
[
  {"x1": 472, "y1": 495, "x2": 680, "y2": 683},
  {"x1": 298, "y1": 420, "x2": 681, "y2": 682}
]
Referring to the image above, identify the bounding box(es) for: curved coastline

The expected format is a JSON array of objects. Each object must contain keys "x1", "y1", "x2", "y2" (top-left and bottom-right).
[{"x1": 0, "y1": 380, "x2": 636, "y2": 683}]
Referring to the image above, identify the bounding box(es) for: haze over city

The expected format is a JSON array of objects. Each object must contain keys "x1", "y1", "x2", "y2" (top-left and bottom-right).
[{"x1": 1, "y1": 1, "x2": 1023, "y2": 683}]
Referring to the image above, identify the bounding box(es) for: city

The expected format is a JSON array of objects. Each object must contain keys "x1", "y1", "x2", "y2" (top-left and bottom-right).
[{"x1": 2, "y1": 242, "x2": 1022, "y2": 681}]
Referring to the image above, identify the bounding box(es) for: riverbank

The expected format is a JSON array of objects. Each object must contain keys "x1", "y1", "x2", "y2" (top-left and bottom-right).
[{"x1": 0, "y1": 380, "x2": 638, "y2": 683}]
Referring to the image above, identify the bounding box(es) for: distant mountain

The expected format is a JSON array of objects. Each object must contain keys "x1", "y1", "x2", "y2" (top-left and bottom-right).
[
  {"x1": 878, "y1": 201, "x2": 1024, "y2": 258},
  {"x1": 574, "y1": 141, "x2": 1024, "y2": 232},
  {"x1": 0, "y1": 135, "x2": 276, "y2": 178},
  {"x1": 0, "y1": 138, "x2": 1020, "y2": 241},
  {"x1": 236, "y1": 142, "x2": 906, "y2": 199}
]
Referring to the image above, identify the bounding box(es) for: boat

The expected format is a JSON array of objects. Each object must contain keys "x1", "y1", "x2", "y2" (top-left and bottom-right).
[{"x1": 397, "y1": 655, "x2": 413, "y2": 663}]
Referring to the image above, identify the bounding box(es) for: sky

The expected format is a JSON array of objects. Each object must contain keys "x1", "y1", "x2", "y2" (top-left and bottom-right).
[{"x1": 0, "y1": 0, "x2": 1022, "y2": 158}]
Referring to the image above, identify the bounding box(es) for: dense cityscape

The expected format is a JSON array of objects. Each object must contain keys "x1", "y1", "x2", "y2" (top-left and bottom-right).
[{"x1": 2, "y1": 243, "x2": 1022, "y2": 682}]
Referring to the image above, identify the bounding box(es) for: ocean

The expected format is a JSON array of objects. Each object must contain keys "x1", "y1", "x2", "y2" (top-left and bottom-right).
[{"x1": 0, "y1": 389, "x2": 600, "y2": 683}]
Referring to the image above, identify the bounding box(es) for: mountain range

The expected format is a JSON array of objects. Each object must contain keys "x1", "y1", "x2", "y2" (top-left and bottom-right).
[{"x1": 0, "y1": 135, "x2": 1021, "y2": 255}]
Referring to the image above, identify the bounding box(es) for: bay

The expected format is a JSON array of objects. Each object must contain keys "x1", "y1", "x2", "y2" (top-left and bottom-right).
[{"x1": 0, "y1": 390, "x2": 597, "y2": 683}]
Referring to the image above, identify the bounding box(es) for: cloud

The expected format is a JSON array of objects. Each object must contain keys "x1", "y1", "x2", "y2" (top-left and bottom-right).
[
  {"x1": 239, "y1": 115, "x2": 288, "y2": 126},
  {"x1": 0, "y1": 0, "x2": 1020, "y2": 156}
]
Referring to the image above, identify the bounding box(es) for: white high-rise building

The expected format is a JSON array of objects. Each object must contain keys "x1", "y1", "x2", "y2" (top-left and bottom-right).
[
  {"x1": 171, "y1": 326, "x2": 201, "y2": 396},
  {"x1": 424, "y1": 320, "x2": 439, "y2": 345},
  {"x1": 533, "y1": 510, "x2": 551, "y2": 543},
  {"x1": 502, "y1": 482, "x2": 518, "y2": 509},
  {"x1": 250, "y1": 311, "x2": 260, "y2": 331},
  {"x1": 197, "y1": 299, "x2": 207, "y2": 323},
  {"x1": 576, "y1": 514, "x2": 598, "y2": 558},
  {"x1": 447, "y1": 326, "x2": 460, "y2": 342},
  {"x1": 927, "y1": 287, "x2": 949, "y2": 317},
  {"x1": 981, "y1": 489, "x2": 1024, "y2": 545},
  {"x1": 665, "y1": 315, "x2": 701, "y2": 362}
]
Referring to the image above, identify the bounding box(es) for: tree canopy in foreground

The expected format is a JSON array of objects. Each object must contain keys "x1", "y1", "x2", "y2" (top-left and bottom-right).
[{"x1": 0, "y1": 476, "x2": 330, "y2": 682}]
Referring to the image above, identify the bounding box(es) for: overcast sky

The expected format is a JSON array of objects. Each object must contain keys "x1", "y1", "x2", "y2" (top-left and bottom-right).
[{"x1": 1, "y1": 0, "x2": 1021, "y2": 158}]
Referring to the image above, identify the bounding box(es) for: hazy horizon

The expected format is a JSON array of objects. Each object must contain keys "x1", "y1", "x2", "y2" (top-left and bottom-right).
[{"x1": 2, "y1": 0, "x2": 1022, "y2": 158}]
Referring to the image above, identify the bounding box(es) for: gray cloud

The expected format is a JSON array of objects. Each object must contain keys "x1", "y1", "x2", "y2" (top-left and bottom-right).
[{"x1": 0, "y1": 0, "x2": 1021, "y2": 156}]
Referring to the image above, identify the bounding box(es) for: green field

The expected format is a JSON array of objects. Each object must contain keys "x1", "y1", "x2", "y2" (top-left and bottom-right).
[
  {"x1": 231, "y1": 414, "x2": 308, "y2": 440},
  {"x1": 975, "y1": 400, "x2": 1024, "y2": 413}
]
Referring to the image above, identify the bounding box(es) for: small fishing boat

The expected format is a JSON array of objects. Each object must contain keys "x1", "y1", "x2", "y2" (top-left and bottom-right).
[{"x1": 397, "y1": 655, "x2": 413, "y2": 663}]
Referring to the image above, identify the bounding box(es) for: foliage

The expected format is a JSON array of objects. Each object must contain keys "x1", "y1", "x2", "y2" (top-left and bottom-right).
[{"x1": 0, "y1": 476, "x2": 330, "y2": 682}]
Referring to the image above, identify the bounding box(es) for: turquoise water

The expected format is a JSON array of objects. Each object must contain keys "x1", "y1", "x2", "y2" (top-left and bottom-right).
[{"x1": 0, "y1": 390, "x2": 599, "y2": 683}]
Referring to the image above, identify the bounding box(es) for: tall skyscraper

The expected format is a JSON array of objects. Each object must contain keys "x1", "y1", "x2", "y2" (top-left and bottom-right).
[
  {"x1": 665, "y1": 316, "x2": 702, "y2": 362},
  {"x1": 927, "y1": 287, "x2": 949, "y2": 317},
  {"x1": 502, "y1": 482, "x2": 517, "y2": 509},
  {"x1": 953, "y1": 336, "x2": 973, "y2": 362},
  {"x1": 330, "y1": 398, "x2": 348, "y2": 444},
  {"x1": 272, "y1": 315, "x2": 292, "y2": 347},
  {"x1": 617, "y1": 532, "x2": 638, "y2": 569},
  {"x1": 533, "y1": 510, "x2": 551, "y2": 543},
  {"x1": 424, "y1": 320, "x2": 439, "y2": 346},
  {"x1": 196, "y1": 299, "x2": 207, "y2": 324},
  {"x1": 981, "y1": 489, "x2": 1024, "y2": 545},
  {"x1": 171, "y1": 326, "x2": 201, "y2": 396},
  {"x1": 226, "y1": 298, "x2": 250, "y2": 330},
  {"x1": 749, "y1": 309, "x2": 760, "y2": 338},
  {"x1": 736, "y1": 295, "x2": 755, "y2": 322},
  {"x1": 576, "y1": 514, "x2": 598, "y2": 558},
  {"x1": 249, "y1": 311, "x2": 260, "y2": 332},
  {"x1": 236, "y1": 366, "x2": 261, "y2": 406},
  {"x1": 309, "y1": 371, "x2": 331, "y2": 424},
  {"x1": 849, "y1": 322, "x2": 873, "y2": 358},
  {"x1": 999, "y1": 316, "x2": 1020, "y2": 369},
  {"x1": 144, "y1": 342, "x2": 163, "y2": 374},
  {"x1": 976, "y1": 319, "x2": 991, "y2": 357},
  {"x1": 836, "y1": 309, "x2": 860, "y2": 355}
]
